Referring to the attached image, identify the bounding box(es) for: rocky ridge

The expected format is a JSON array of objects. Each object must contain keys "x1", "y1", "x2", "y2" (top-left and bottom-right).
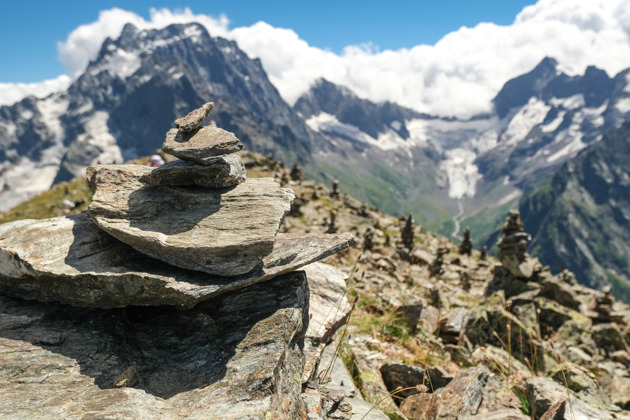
[{"x1": 1, "y1": 120, "x2": 630, "y2": 418}]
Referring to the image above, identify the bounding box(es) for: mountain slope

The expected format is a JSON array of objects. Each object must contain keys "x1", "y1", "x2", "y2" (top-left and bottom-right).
[{"x1": 520, "y1": 121, "x2": 630, "y2": 300}]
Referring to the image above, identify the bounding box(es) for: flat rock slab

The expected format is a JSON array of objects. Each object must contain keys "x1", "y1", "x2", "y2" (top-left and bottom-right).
[
  {"x1": 0, "y1": 213, "x2": 357, "y2": 309},
  {"x1": 175, "y1": 101, "x2": 214, "y2": 132},
  {"x1": 0, "y1": 271, "x2": 308, "y2": 419},
  {"x1": 88, "y1": 165, "x2": 293, "y2": 276},
  {"x1": 301, "y1": 262, "x2": 352, "y2": 382},
  {"x1": 163, "y1": 127, "x2": 244, "y2": 164},
  {"x1": 138, "y1": 155, "x2": 246, "y2": 188}
]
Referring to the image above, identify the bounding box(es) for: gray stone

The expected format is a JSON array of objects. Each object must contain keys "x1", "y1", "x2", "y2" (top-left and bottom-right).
[
  {"x1": 467, "y1": 409, "x2": 529, "y2": 420},
  {"x1": 174, "y1": 101, "x2": 214, "y2": 132},
  {"x1": 0, "y1": 213, "x2": 357, "y2": 309},
  {"x1": 88, "y1": 164, "x2": 294, "y2": 276},
  {"x1": 302, "y1": 262, "x2": 352, "y2": 382},
  {"x1": 540, "y1": 400, "x2": 566, "y2": 420},
  {"x1": 400, "y1": 365, "x2": 489, "y2": 419},
  {"x1": 380, "y1": 362, "x2": 454, "y2": 398},
  {"x1": 163, "y1": 127, "x2": 244, "y2": 164},
  {"x1": 138, "y1": 155, "x2": 246, "y2": 188},
  {"x1": 439, "y1": 306, "x2": 472, "y2": 336},
  {"x1": 313, "y1": 338, "x2": 358, "y2": 397},
  {"x1": 0, "y1": 271, "x2": 309, "y2": 419}
]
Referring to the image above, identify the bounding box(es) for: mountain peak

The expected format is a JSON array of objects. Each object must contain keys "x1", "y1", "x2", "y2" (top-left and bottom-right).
[{"x1": 493, "y1": 56, "x2": 561, "y2": 118}]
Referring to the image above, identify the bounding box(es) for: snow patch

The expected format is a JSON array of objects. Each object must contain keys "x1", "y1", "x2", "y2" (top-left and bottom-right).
[
  {"x1": 306, "y1": 112, "x2": 407, "y2": 151},
  {"x1": 615, "y1": 97, "x2": 630, "y2": 114},
  {"x1": 550, "y1": 94, "x2": 585, "y2": 110},
  {"x1": 542, "y1": 111, "x2": 566, "y2": 133},
  {"x1": 406, "y1": 119, "x2": 428, "y2": 146},
  {"x1": 0, "y1": 96, "x2": 69, "y2": 211},
  {"x1": 439, "y1": 148, "x2": 481, "y2": 199},
  {"x1": 390, "y1": 120, "x2": 402, "y2": 131},
  {"x1": 107, "y1": 49, "x2": 142, "y2": 79},
  {"x1": 501, "y1": 98, "x2": 550, "y2": 146},
  {"x1": 78, "y1": 111, "x2": 123, "y2": 165},
  {"x1": 497, "y1": 189, "x2": 521, "y2": 207}
]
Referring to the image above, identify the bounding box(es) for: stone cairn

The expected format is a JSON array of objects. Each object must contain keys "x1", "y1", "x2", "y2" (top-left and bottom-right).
[
  {"x1": 401, "y1": 214, "x2": 415, "y2": 251},
  {"x1": 459, "y1": 227, "x2": 473, "y2": 256},
  {"x1": 0, "y1": 102, "x2": 358, "y2": 418},
  {"x1": 496, "y1": 209, "x2": 540, "y2": 278}
]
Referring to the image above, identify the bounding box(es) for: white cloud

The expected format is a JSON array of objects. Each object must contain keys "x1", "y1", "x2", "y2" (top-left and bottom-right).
[
  {"x1": 57, "y1": 7, "x2": 229, "y2": 78},
  {"x1": 5, "y1": 0, "x2": 630, "y2": 117},
  {"x1": 0, "y1": 75, "x2": 71, "y2": 106}
]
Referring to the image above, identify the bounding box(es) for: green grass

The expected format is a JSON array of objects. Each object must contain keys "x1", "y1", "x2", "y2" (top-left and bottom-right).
[{"x1": 0, "y1": 177, "x2": 92, "y2": 224}]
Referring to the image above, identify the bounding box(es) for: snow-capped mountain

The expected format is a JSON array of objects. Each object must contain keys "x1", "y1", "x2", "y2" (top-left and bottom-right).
[
  {"x1": 0, "y1": 22, "x2": 315, "y2": 210},
  {"x1": 2, "y1": 22, "x2": 630, "y2": 253},
  {"x1": 295, "y1": 58, "x2": 630, "y2": 241}
]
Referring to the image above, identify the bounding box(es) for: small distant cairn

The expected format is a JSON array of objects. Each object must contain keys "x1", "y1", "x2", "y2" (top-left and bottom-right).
[
  {"x1": 480, "y1": 245, "x2": 487, "y2": 261},
  {"x1": 290, "y1": 163, "x2": 303, "y2": 182},
  {"x1": 459, "y1": 227, "x2": 473, "y2": 256},
  {"x1": 326, "y1": 210, "x2": 338, "y2": 234},
  {"x1": 363, "y1": 226, "x2": 375, "y2": 251},
  {"x1": 430, "y1": 247, "x2": 447, "y2": 277},
  {"x1": 330, "y1": 179, "x2": 340, "y2": 199},
  {"x1": 401, "y1": 214, "x2": 415, "y2": 251},
  {"x1": 593, "y1": 285, "x2": 616, "y2": 323},
  {"x1": 460, "y1": 271, "x2": 471, "y2": 291},
  {"x1": 497, "y1": 210, "x2": 540, "y2": 278}
]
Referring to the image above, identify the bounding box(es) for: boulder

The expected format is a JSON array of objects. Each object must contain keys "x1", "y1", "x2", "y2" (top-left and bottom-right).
[
  {"x1": 162, "y1": 126, "x2": 243, "y2": 164},
  {"x1": 174, "y1": 101, "x2": 214, "y2": 132},
  {"x1": 380, "y1": 362, "x2": 453, "y2": 399},
  {"x1": 0, "y1": 271, "x2": 309, "y2": 419},
  {"x1": 0, "y1": 213, "x2": 357, "y2": 309},
  {"x1": 138, "y1": 155, "x2": 246, "y2": 188},
  {"x1": 400, "y1": 365, "x2": 489, "y2": 419},
  {"x1": 301, "y1": 262, "x2": 352, "y2": 382},
  {"x1": 88, "y1": 165, "x2": 294, "y2": 276},
  {"x1": 591, "y1": 323, "x2": 627, "y2": 353}
]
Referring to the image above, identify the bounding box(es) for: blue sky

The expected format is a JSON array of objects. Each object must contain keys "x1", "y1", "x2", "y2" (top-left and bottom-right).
[{"x1": 1, "y1": 0, "x2": 536, "y2": 83}]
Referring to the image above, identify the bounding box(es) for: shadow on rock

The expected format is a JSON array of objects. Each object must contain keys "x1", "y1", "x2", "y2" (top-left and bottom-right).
[{"x1": 0, "y1": 272, "x2": 308, "y2": 400}]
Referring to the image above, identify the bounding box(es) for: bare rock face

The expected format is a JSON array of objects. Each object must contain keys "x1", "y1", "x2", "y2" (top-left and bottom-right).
[
  {"x1": 0, "y1": 213, "x2": 357, "y2": 309},
  {"x1": 0, "y1": 271, "x2": 308, "y2": 419},
  {"x1": 138, "y1": 155, "x2": 246, "y2": 188},
  {"x1": 163, "y1": 126, "x2": 244, "y2": 164},
  {"x1": 88, "y1": 164, "x2": 294, "y2": 276},
  {"x1": 174, "y1": 101, "x2": 214, "y2": 132}
]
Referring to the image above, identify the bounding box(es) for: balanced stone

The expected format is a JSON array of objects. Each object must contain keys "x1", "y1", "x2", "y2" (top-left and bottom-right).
[
  {"x1": 163, "y1": 126, "x2": 244, "y2": 164},
  {"x1": 87, "y1": 164, "x2": 293, "y2": 276},
  {"x1": 0, "y1": 212, "x2": 358, "y2": 309},
  {"x1": 174, "y1": 101, "x2": 214, "y2": 132},
  {"x1": 139, "y1": 155, "x2": 246, "y2": 188}
]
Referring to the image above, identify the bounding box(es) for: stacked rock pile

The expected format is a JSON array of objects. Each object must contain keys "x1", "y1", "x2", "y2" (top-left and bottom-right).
[
  {"x1": 496, "y1": 209, "x2": 541, "y2": 278},
  {"x1": 0, "y1": 102, "x2": 359, "y2": 418}
]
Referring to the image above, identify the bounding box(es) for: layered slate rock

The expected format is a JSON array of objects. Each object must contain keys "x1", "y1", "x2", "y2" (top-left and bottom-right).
[
  {"x1": 138, "y1": 155, "x2": 246, "y2": 188},
  {"x1": 163, "y1": 126, "x2": 244, "y2": 164},
  {"x1": 174, "y1": 101, "x2": 214, "y2": 132},
  {"x1": 0, "y1": 271, "x2": 308, "y2": 419},
  {"x1": 0, "y1": 213, "x2": 356, "y2": 309},
  {"x1": 87, "y1": 164, "x2": 294, "y2": 276}
]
